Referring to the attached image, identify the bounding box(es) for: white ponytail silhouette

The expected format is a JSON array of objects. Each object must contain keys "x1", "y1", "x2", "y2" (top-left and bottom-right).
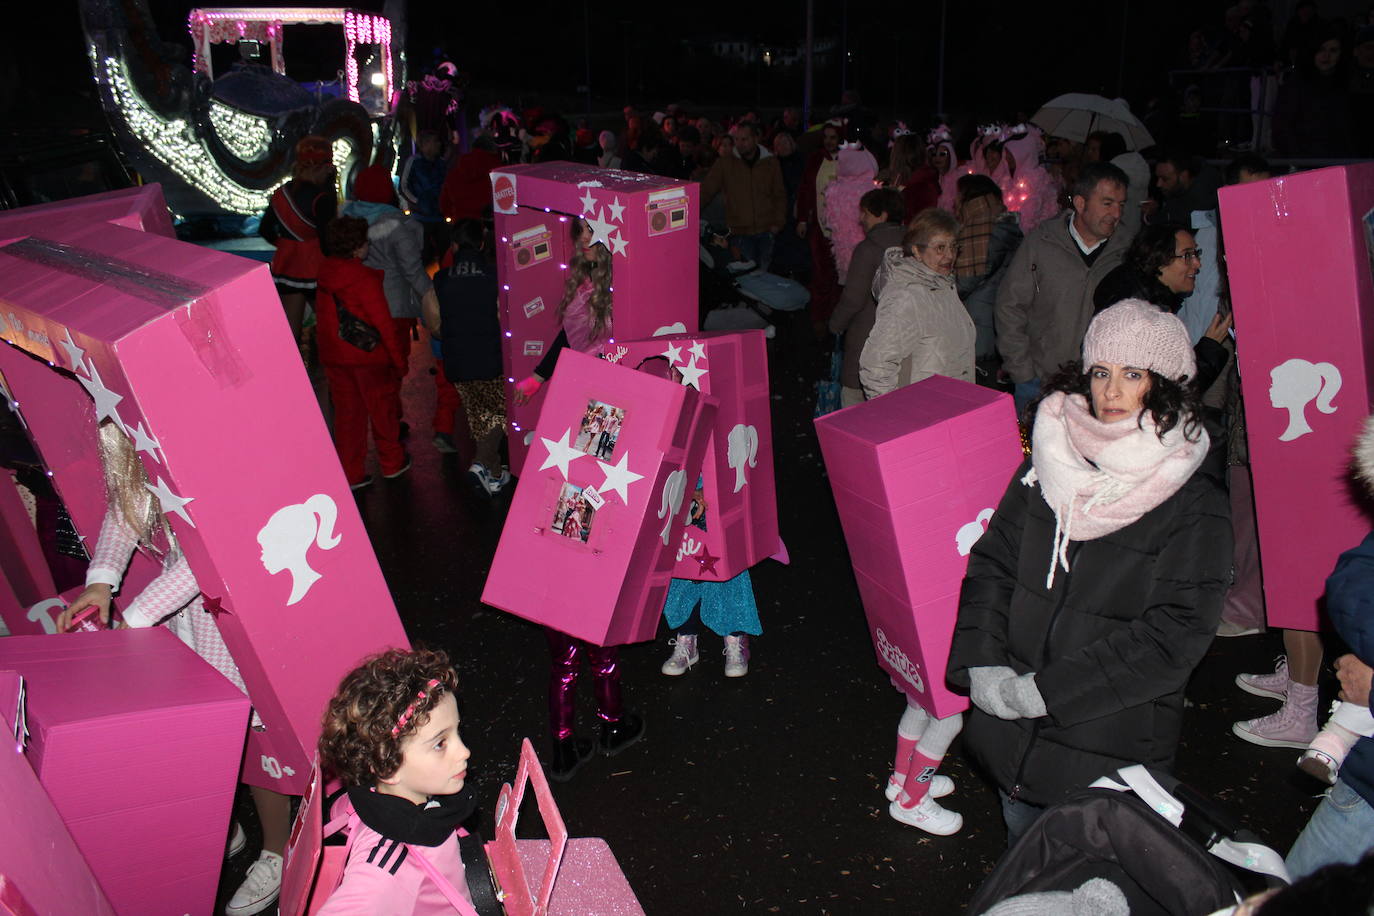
[
  {"x1": 256, "y1": 494, "x2": 342, "y2": 605},
  {"x1": 726, "y1": 424, "x2": 759, "y2": 493},
  {"x1": 1269, "y1": 358, "x2": 1342, "y2": 442},
  {"x1": 658, "y1": 470, "x2": 687, "y2": 545},
  {"x1": 955, "y1": 508, "x2": 996, "y2": 557}
]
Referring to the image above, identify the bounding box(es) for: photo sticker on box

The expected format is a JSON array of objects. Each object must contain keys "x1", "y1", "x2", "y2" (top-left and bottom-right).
[
  {"x1": 551, "y1": 482, "x2": 597, "y2": 543},
  {"x1": 573, "y1": 399, "x2": 625, "y2": 459},
  {"x1": 646, "y1": 187, "x2": 689, "y2": 236},
  {"x1": 511, "y1": 224, "x2": 552, "y2": 270},
  {"x1": 522, "y1": 296, "x2": 546, "y2": 319}
]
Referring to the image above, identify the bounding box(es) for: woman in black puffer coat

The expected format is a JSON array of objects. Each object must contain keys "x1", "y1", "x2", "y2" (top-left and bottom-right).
[{"x1": 947, "y1": 300, "x2": 1232, "y2": 846}]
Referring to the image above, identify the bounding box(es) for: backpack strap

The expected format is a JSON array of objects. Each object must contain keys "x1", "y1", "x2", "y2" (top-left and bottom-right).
[{"x1": 406, "y1": 844, "x2": 481, "y2": 916}]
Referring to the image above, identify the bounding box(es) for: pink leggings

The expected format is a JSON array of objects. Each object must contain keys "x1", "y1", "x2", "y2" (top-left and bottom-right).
[{"x1": 545, "y1": 628, "x2": 623, "y2": 741}]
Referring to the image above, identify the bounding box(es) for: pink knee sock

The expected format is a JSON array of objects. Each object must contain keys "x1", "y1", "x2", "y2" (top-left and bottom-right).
[
  {"x1": 899, "y1": 752, "x2": 944, "y2": 807},
  {"x1": 893, "y1": 733, "x2": 920, "y2": 781}
]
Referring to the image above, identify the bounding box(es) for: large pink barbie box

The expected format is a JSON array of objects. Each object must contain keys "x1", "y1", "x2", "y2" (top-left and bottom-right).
[
  {"x1": 492, "y1": 162, "x2": 700, "y2": 471},
  {"x1": 1219, "y1": 164, "x2": 1374, "y2": 632},
  {"x1": 0, "y1": 184, "x2": 175, "y2": 243},
  {"x1": 0, "y1": 671, "x2": 117, "y2": 916},
  {"x1": 603, "y1": 329, "x2": 779, "y2": 581},
  {"x1": 0, "y1": 210, "x2": 409, "y2": 794},
  {"x1": 815, "y1": 376, "x2": 1023, "y2": 718},
  {"x1": 0, "y1": 629, "x2": 248, "y2": 915},
  {"x1": 482, "y1": 349, "x2": 716, "y2": 646}
]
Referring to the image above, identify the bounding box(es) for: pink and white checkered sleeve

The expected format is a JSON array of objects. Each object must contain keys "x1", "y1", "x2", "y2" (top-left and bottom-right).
[
  {"x1": 122, "y1": 552, "x2": 200, "y2": 629},
  {"x1": 85, "y1": 508, "x2": 138, "y2": 590}
]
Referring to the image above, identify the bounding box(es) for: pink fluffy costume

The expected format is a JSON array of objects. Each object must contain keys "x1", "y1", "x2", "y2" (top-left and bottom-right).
[
  {"x1": 1001, "y1": 125, "x2": 1063, "y2": 233},
  {"x1": 929, "y1": 124, "x2": 974, "y2": 213},
  {"x1": 823, "y1": 145, "x2": 880, "y2": 285}
]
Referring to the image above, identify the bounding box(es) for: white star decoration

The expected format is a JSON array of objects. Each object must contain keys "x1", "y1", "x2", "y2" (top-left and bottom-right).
[
  {"x1": 688, "y1": 341, "x2": 707, "y2": 361},
  {"x1": 60, "y1": 329, "x2": 87, "y2": 373},
  {"x1": 539, "y1": 429, "x2": 586, "y2": 479},
  {"x1": 608, "y1": 232, "x2": 629, "y2": 257},
  {"x1": 584, "y1": 208, "x2": 616, "y2": 251},
  {"x1": 145, "y1": 476, "x2": 195, "y2": 527},
  {"x1": 77, "y1": 362, "x2": 124, "y2": 429},
  {"x1": 678, "y1": 358, "x2": 708, "y2": 390},
  {"x1": 596, "y1": 451, "x2": 645, "y2": 504},
  {"x1": 579, "y1": 189, "x2": 597, "y2": 215},
  {"x1": 607, "y1": 196, "x2": 625, "y2": 222},
  {"x1": 661, "y1": 342, "x2": 683, "y2": 364},
  {"x1": 129, "y1": 421, "x2": 162, "y2": 463}
]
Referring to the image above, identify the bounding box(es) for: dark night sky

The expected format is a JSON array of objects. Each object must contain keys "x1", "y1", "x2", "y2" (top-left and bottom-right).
[{"x1": 8, "y1": 0, "x2": 1362, "y2": 129}]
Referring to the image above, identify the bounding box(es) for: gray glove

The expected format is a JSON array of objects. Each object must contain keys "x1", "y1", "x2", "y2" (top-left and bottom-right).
[
  {"x1": 999, "y1": 672, "x2": 1048, "y2": 719},
  {"x1": 968, "y1": 666, "x2": 1019, "y2": 720}
]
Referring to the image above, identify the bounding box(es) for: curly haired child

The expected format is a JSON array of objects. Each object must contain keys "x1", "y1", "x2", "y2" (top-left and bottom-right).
[{"x1": 316, "y1": 648, "x2": 476, "y2": 914}]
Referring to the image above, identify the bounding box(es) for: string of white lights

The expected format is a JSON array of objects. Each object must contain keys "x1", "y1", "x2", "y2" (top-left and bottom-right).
[{"x1": 208, "y1": 101, "x2": 273, "y2": 162}]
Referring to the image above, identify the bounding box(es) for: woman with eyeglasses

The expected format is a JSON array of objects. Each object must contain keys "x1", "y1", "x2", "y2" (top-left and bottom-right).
[
  {"x1": 859, "y1": 208, "x2": 975, "y2": 398},
  {"x1": 1093, "y1": 222, "x2": 1233, "y2": 394}
]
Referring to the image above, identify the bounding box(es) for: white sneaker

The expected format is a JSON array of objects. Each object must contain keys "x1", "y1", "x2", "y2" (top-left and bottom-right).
[
  {"x1": 226, "y1": 850, "x2": 282, "y2": 916},
  {"x1": 660, "y1": 635, "x2": 699, "y2": 675},
  {"x1": 226, "y1": 820, "x2": 247, "y2": 858},
  {"x1": 723, "y1": 635, "x2": 750, "y2": 677},
  {"x1": 885, "y1": 773, "x2": 954, "y2": 802},
  {"x1": 888, "y1": 793, "x2": 963, "y2": 836}
]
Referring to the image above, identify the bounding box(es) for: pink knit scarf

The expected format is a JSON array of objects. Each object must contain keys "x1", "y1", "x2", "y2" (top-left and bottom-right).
[{"x1": 1024, "y1": 391, "x2": 1209, "y2": 587}]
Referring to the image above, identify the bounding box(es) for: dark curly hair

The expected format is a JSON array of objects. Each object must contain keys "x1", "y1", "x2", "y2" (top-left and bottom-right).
[
  {"x1": 322, "y1": 216, "x2": 370, "y2": 259},
  {"x1": 1028, "y1": 361, "x2": 1204, "y2": 442},
  {"x1": 319, "y1": 648, "x2": 459, "y2": 787},
  {"x1": 1123, "y1": 222, "x2": 1192, "y2": 282}
]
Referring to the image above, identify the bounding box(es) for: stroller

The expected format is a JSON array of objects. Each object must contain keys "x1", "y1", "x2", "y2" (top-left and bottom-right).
[
  {"x1": 698, "y1": 225, "x2": 809, "y2": 334},
  {"x1": 968, "y1": 766, "x2": 1288, "y2": 916}
]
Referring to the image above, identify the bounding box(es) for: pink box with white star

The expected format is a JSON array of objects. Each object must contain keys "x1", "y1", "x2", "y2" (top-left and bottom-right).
[
  {"x1": 1219, "y1": 164, "x2": 1374, "y2": 631},
  {"x1": 0, "y1": 629, "x2": 248, "y2": 915},
  {"x1": 814, "y1": 376, "x2": 1023, "y2": 717},
  {"x1": 0, "y1": 190, "x2": 409, "y2": 795},
  {"x1": 603, "y1": 330, "x2": 780, "y2": 581},
  {"x1": 491, "y1": 163, "x2": 700, "y2": 472},
  {"x1": 482, "y1": 349, "x2": 717, "y2": 646}
]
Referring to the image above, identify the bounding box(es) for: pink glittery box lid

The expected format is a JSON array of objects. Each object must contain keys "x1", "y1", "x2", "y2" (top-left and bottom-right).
[{"x1": 516, "y1": 838, "x2": 644, "y2": 915}]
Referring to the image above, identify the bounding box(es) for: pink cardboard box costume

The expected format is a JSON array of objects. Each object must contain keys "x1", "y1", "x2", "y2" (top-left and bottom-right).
[
  {"x1": 0, "y1": 208, "x2": 409, "y2": 793},
  {"x1": 492, "y1": 163, "x2": 699, "y2": 471},
  {"x1": 0, "y1": 184, "x2": 175, "y2": 242},
  {"x1": 0, "y1": 671, "x2": 117, "y2": 916},
  {"x1": 814, "y1": 377, "x2": 1023, "y2": 718},
  {"x1": 603, "y1": 330, "x2": 779, "y2": 581},
  {"x1": 0, "y1": 629, "x2": 248, "y2": 915},
  {"x1": 482, "y1": 349, "x2": 716, "y2": 646},
  {"x1": 1219, "y1": 164, "x2": 1374, "y2": 632}
]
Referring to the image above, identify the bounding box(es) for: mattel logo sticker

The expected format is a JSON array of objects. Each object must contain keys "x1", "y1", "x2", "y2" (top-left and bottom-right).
[
  {"x1": 492, "y1": 173, "x2": 517, "y2": 214},
  {"x1": 523, "y1": 296, "x2": 546, "y2": 318},
  {"x1": 523, "y1": 340, "x2": 545, "y2": 357}
]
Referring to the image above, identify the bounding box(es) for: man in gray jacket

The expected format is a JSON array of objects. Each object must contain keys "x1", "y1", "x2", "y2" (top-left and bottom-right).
[
  {"x1": 995, "y1": 162, "x2": 1134, "y2": 413},
  {"x1": 828, "y1": 188, "x2": 906, "y2": 406}
]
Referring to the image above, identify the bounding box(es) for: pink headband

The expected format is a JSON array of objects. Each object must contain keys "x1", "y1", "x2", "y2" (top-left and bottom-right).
[{"x1": 391, "y1": 678, "x2": 442, "y2": 737}]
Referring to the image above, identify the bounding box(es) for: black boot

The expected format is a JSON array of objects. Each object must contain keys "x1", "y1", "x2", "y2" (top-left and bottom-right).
[
  {"x1": 598, "y1": 713, "x2": 645, "y2": 757},
  {"x1": 548, "y1": 736, "x2": 594, "y2": 783}
]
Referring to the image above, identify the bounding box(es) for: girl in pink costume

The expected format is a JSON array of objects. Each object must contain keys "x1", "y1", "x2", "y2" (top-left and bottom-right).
[
  {"x1": 823, "y1": 144, "x2": 880, "y2": 285},
  {"x1": 1001, "y1": 125, "x2": 1064, "y2": 233},
  {"x1": 513, "y1": 219, "x2": 644, "y2": 783},
  {"x1": 974, "y1": 124, "x2": 1015, "y2": 201},
  {"x1": 929, "y1": 124, "x2": 975, "y2": 213},
  {"x1": 55, "y1": 422, "x2": 292, "y2": 916}
]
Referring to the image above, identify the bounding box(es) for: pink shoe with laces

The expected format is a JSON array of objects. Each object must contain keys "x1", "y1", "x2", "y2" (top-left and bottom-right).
[
  {"x1": 1233, "y1": 685, "x2": 1318, "y2": 750},
  {"x1": 1236, "y1": 656, "x2": 1289, "y2": 701}
]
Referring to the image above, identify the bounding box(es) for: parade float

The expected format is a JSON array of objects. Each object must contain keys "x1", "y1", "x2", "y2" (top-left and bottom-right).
[{"x1": 79, "y1": 1, "x2": 407, "y2": 218}]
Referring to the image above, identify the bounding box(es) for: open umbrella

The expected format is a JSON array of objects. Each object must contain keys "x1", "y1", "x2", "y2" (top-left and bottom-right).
[{"x1": 1031, "y1": 93, "x2": 1154, "y2": 150}]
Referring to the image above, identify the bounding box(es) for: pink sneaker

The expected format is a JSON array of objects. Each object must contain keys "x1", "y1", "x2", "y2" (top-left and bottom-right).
[
  {"x1": 1233, "y1": 691, "x2": 1318, "y2": 750},
  {"x1": 1235, "y1": 656, "x2": 1289, "y2": 700}
]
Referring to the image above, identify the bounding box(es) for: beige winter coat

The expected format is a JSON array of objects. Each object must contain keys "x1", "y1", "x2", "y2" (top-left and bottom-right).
[{"x1": 859, "y1": 250, "x2": 975, "y2": 398}]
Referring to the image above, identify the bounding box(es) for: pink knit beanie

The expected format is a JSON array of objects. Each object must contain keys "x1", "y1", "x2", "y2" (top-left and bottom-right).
[{"x1": 1082, "y1": 299, "x2": 1196, "y2": 382}]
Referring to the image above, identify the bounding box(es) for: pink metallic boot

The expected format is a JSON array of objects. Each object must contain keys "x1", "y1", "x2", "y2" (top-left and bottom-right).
[{"x1": 1233, "y1": 681, "x2": 1318, "y2": 749}]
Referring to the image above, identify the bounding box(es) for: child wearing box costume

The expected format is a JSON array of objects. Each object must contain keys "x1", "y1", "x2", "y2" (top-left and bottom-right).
[{"x1": 317, "y1": 649, "x2": 478, "y2": 915}]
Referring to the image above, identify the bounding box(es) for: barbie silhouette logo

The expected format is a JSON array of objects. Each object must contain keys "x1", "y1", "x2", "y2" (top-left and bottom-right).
[
  {"x1": 955, "y1": 509, "x2": 995, "y2": 557},
  {"x1": 658, "y1": 469, "x2": 687, "y2": 545},
  {"x1": 256, "y1": 494, "x2": 342, "y2": 605},
  {"x1": 726, "y1": 424, "x2": 759, "y2": 493},
  {"x1": 1269, "y1": 358, "x2": 1342, "y2": 442},
  {"x1": 875, "y1": 627, "x2": 925, "y2": 693}
]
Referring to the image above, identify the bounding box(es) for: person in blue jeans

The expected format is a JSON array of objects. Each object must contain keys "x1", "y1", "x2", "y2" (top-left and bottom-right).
[{"x1": 1286, "y1": 416, "x2": 1374, "y2": 879}]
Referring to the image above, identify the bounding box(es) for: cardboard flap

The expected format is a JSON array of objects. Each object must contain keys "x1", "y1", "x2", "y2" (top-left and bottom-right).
[{"x1": 485, "y1": 739, "x2": 568, "y2": 916}]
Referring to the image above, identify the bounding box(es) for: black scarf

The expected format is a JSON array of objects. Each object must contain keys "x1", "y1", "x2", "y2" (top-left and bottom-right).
[{"x1": 346, "y1": 785, "x2": 478, "y2": 847}]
